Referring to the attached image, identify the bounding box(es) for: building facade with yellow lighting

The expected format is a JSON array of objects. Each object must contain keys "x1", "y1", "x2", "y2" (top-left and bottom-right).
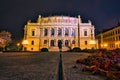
[
  {"x1": 23, "y1": 15, "x2": 97, "y2": 51},
  {"x1": 96, "y1": 26, "x2": 120, "y2": 50}
]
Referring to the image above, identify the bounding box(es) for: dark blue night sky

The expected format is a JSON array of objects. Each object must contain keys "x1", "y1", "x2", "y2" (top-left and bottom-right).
[{"x1": 0, "y1": 0, "x2": 120, "y2": 39}]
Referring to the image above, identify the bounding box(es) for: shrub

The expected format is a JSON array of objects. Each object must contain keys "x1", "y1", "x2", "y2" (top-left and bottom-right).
[
  {"x1": 41, "y1": 48, "x2": 48, "y2": 52},
  {"x1": 72, "y1": 47, "x2": 81, "y2": 52}
]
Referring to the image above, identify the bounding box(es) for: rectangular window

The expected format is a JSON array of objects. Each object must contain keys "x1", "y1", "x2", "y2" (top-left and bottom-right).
[
  {"x1": 44, "y1": 29, "x2": 48, "y2": 36},
  {"x1": 44, "y1": 40, "x2": 47, "y2": 44},
  {"x1": 31, "y1": 41, "x2": 34, "y2": 45},
  {"x1": 58, "y1": 28, "x2": 62, "y2": 36},
  {"x1": 84, "y1": 31, "x2": 87, "y2": 36},
  {"x1": 85, "y1": 41, "x2": 87, "y2": 45},
  {"x1": 65, "y1": 28, "x2": 69, "y2": 36},
  {"x1": 32, "y1": 30, "x2": 35, "y2": 36}
]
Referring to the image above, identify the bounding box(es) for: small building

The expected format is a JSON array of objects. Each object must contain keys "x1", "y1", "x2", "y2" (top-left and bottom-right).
[
  {"x1": 22, "y1": 15, "x2": 97, "y2": 51},
  {"x1": 96, "y1": 26, "x2": 120, "y2": 50}
]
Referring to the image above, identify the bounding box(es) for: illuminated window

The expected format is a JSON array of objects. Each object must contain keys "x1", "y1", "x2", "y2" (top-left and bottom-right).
[
  {"x1": 50, "y1": 40, "x2": 54, "y2": 46},
  {"x1": 51, "y1": 28, "x2": 55, "y2": 36},
  {"x1": 44, "y1": 28, "x2": 48, "y2": 36},
  {"x1": 58, "y1": 28, "x2": 62, "y2": 36},
  {"x1": 65, "y1": 28, "x2": 69, "y2": 36},
  {"x1": 65, "y1": 40, "x2": 69, "y2": 46},
  {"x1": 71, "y1": 28, "x2": 75, "y2": 36},
  {"x1": 31, "y1": 40, "x2": 34, "y2": 45},
  {"x1": 44, "y1": 40, "x2": 47, "y2": 44},
  {"x1": 85, "y1": 41, "x2": 87, "y2": 45}
]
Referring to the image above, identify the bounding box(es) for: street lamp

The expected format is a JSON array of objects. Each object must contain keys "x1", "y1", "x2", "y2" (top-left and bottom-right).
[
  {"x1": 89, "y1": 40, "x2": 96, "y2": 44},
  {"x1": 17, "y1": 43, "x2": 20, "y2": 51},
  {"x1": 22, "y1": 40, "x2": 29, "y2": 51},
  {"x1": 104, "y1": 43, "x2": 108, "y2": 47},
  {"x1": 89, "y1": 39, "x2": 96, "y2": 49}
]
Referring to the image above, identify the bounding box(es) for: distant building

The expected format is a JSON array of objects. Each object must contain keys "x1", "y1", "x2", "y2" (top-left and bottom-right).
[
  {"x1": 96, "y1": 26, "x2": 120, "y2": 50},
  {"x1": 22, "y1": 15, "x2": 97, "y2": 51}
]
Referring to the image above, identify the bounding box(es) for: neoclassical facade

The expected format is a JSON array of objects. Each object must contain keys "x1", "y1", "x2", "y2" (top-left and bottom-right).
[{"x1": 23, "y1": 15, "x2": 98, "y2": 51}]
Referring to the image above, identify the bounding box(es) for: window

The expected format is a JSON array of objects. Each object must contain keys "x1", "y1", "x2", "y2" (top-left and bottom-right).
[
  {"x1": 65, "y1": 40, "x2": 69, "y2": 46},
  {"x1": 51, "y1": 28, "x2": 55, "y2": 36},
  {"x1": 32, "y1": 30, "x2": 35, "y2": 36},
  {"x1": 50, "y1": 40, "x2": 54, "y2": 46},
  {"x1": 44, "y1": 28, "x2": 48, "y2": 36},
  {"x1": 44, "y1": 40, "x2": 47, "y2": 44},
  {"x1": 119, "y1": 36, "x2": 120, "y2": 40},
  {"x1": 65, "y1": 28, "x2": 69, "y2": 36},
  {"x1": 58, "y1": 28, "x2": 62, "y2": 36},
  {"x1": 84, "y1": 30, "x2": 87, "y2": 36},
  {"x1": 71, "y1": 28, "x2": 75, "y2": 36},
  {"x1": 72, "y1": 40, "x2": 75, "y2": 44},
  {"x1": 85, "y1": 41, "x2": 87, "y2": 45},
  {"x1": 91, "y1": 29, "x2": 93, "y2": 33},
  {"x1": 118, "y1": 29, "x2": 120, "y2": 33},
  {"x1": 31, "y1": 41, "x2": 34, "y2": 45},
  {"x1": 31, "y1": 48, "x2": 33, "y2": 50},
  {"x1": 116, "y1": 30, "x2": 118, "y2": 34}
]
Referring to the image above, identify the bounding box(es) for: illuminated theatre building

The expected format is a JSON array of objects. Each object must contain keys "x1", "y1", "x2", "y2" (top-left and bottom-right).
[{"x1": 23, "y1": 15, "x2": 97, "y2": 51}]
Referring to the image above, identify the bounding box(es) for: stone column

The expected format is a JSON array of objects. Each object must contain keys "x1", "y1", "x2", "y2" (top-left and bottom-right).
[
  {"x1": 48, "y1": 27, "x2": 50, "y2": 37},
  {"x1": 55, "y1": 27, "x2": 57, "y2": 37},
  {"x1": 55, "y1": 39, "x2": 58, "y2": 47},
  {"x1": 62, "y1": 27, "x2": 64, "y2": 37},
  {"x1": 48, "y1": 39, "x2": 50, "y2": 47},
  {"x1": 69, "y1": 27, "x2": 71, "y2": 37},
  {"x1": 75, "y1": 28, "x2": 78, "y2": 38}
]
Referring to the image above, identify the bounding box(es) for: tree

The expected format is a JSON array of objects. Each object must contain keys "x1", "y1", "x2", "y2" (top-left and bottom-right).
[{"x1": 0, "y1": 31, "x2": 12, "y2": 51}]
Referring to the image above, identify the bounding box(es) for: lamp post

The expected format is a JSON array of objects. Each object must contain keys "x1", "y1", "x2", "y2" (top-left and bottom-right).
[
  {"x1": 22, "y1": 40, "x2": 29, "y2": 51},
  {"x1": 89, "y1": 39, "x2": 96, "y2": 49},
  {"x1": 17, "y1": 43, "x2": 20, "y2": 51},
  {"x1": 39, "y1": 28, "x2": 42, "y2": 51}
]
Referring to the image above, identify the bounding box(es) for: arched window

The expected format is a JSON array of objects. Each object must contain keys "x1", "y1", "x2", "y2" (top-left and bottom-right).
[
  {"x1": 65, "y1": 40, "x2": 69, "y2": 47},
  {"x1": 51, "y1": 28, "x2": 55, "y2": 36},
  {"x1": 58, "y1": 28, "x2": 62, "y2": 36},
  {"x1": 44, "y1": 28, "x2": 48, "y2": 36},
  {"x1": 71, "y1": 28, "x2": 75, "y2": 36},
  {"x1": 50, "y1": 40, "x2": 54, "y2": 46},
  {"x1": 65, "y1": 28, "x2": 69, "y2": 36}
]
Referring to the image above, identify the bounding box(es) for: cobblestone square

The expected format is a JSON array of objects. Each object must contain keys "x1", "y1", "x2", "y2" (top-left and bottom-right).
[
  {"x1": 0, "y1": 52, "x2": 59, "y2": 80},
  {"x1": 0, "y1": 52, "x2": 107, "y2": 80}
]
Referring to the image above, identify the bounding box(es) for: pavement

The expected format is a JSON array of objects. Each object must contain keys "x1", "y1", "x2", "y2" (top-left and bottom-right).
[
  {"x1": 0, "y1": 52, "x2": 107, "y2": 80},
  {"x1": 62, "y1": 52, "x2": 107, "y2": 80},
  {"x1": 0, "y1": 52, "x2": 59, "y2": 80}
]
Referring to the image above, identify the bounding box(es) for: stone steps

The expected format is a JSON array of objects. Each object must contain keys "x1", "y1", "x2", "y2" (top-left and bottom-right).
[{"x1": 49, "y1": 47, "x2": 70, "y2": 52}]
